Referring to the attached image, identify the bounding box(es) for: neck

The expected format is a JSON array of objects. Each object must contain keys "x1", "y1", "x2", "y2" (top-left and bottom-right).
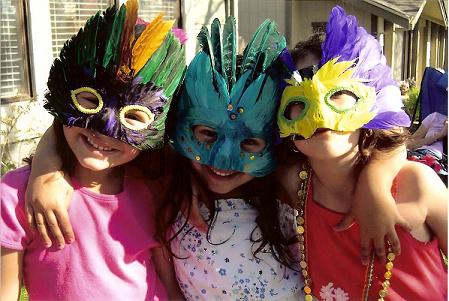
[
  {"x1": 73, "y1": 163, "x2": 124, "y2": 195},
  {"x1": 308, "y1": 149, "x2": 360, "y2": 213}
]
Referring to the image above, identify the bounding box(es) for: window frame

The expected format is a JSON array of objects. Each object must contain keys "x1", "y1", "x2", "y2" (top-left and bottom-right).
[{"x1": 1, "y1": 0, "x2": 34, "y2": 104}]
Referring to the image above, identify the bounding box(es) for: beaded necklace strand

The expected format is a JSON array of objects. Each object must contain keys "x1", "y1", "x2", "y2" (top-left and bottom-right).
[{"x1": 295, "y1": 163, "x2": 396, "y2": 301}]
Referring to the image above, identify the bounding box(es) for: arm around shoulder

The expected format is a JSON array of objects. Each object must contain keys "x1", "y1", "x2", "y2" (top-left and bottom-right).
[{"x1": 399, "y1": 162, "x2": 448, "y2": 254}]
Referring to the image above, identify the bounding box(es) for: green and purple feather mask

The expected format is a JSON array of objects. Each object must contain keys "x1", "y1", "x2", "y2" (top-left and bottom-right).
[
  {"x1": 44, "y1": 0, "x2": 186, "y2": 149},
  {"x1": 171, "y1": 17, "x2": 287, "y2": 177}
]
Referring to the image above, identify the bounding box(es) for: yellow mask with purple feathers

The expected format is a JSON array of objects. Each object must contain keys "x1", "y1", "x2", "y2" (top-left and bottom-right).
[
  {"x1": 278, "y1": 6, "x2": 411, "y2": 139},
  {"x1": 278, "y1": 58, "x2": 376, "y2": 139}
]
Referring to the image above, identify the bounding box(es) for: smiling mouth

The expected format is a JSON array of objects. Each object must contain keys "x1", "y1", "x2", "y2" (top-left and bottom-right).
[
  {"x1": 208, "y1": 166, "x2": 238, "y2": 177},
  {"x1": 81, "y1": 134, "x2": 114, "y2": 152}
]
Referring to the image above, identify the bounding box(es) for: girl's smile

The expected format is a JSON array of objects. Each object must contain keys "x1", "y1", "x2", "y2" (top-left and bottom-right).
[
  {"x1": 63, "y1": 126, "x2": 140, "y2": 171},
  {"x1": 191, "y1": 161, "x2": 254, "y2": 196}
]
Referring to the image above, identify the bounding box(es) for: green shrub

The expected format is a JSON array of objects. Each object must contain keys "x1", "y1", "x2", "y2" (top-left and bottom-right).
[{"x1": 403, "y1": 86, "x2": 420, "y2": 123}]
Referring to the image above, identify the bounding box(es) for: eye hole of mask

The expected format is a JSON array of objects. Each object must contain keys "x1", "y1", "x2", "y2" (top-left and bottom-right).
[
  {"x1": 71, "y1": 87, "x2": 103, "y2": 114},
  {"x1": 193, "y1": 125, "x2": 218, "y2": 144},
  {"x1": 328, "y1": 90, "x2": 358, "y2": 111},
  {"x1": 284, "y1": 100, "x2": 306, "y2": 120},
  {"x1": 240, "y1": 138, "x2": 266, "y2": 153},
  {"x1": 119, "y1": 105, "x2": 155, "y2": 131}
]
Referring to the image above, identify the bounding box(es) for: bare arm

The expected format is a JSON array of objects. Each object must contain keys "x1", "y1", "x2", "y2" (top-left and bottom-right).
[
  {"x1": 421, "y1": 167, "x2": 448, "y2": 254},
  {"x1": 337, "y1": 145, "x2": 410, "y2": 264},
  {"x1": 152, "y1": 246, "x2": 185, "y2": 300},
  {"x1": 1, "y1": 247, "x2": 23, "y2": 301},
  {"x1": 25, "y1": 126, "x2": 74, "y2": 248},
  {"x1": 407, "y1": 120, "x2": 447, "y2": 150}
]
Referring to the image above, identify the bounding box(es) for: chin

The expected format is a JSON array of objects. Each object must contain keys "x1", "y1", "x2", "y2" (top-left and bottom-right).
[
  {"x1": 77, "y1": 158, "x2": 114, "y2": 171},
  {"x1": 294, "y1": 130, "x2": 360, "y2": 160}
]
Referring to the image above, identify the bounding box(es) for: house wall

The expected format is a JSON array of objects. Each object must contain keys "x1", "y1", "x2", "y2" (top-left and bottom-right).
[
  {"x1": 290, "y1": 1, "x2": 371, "y2": 47},
  {"x1": 238, "y1": 0, "x2": 287, "y2": 48}
]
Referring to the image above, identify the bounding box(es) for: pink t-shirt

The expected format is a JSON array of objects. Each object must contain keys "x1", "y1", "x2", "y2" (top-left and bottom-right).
[
  {"x1": 421, "y1": 112, "x2": 447, "y2": 156},
  {"x1": 1, "y1": 166, "x2": 167, "y2": 301}
]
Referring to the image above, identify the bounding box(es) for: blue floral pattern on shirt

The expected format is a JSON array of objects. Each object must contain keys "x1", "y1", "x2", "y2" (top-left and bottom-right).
[{"x1": 171, "y1": 199, "x2": 305, "y2": 300}]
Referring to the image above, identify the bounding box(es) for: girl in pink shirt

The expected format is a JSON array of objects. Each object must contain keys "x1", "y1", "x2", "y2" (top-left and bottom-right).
[{"x1": 0, "y1": 1, "x2": 185, "y2": 300}]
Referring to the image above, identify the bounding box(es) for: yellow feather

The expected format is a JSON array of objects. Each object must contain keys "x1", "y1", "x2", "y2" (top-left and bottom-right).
[
  {"x1": 131, "y1": 13, "x2": 175, "y2": 73},
  {"x1": 117, "y1": 0, "x2": 138, "y2": 78}
]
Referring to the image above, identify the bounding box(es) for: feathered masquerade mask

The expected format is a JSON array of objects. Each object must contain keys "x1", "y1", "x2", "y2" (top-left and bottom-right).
[
  {"x1": 44, "y1": 0, "x2": 186, "y2": 149},
  {"x1": 170, "y1": 17, "x2": 286, "y2": 177},
  {"x1": 278, "y1": 6, "x2": 411, "y2": 139}
]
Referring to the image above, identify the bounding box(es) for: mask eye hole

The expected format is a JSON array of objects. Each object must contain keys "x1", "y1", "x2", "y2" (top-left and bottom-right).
[
  {"x1": 119, "y1": 105, "x2": 155, "y2": 131},
  {"x1": 240, "y1": 138, "x2": 266, "y2": 153},
  {"x1": 71, "y1": 87, "x2": 103, "y2": 114},
  {"x1": 328, "y1": 89, "x2": 358, "y2": 111},
  {"x1": 193, "y1": 125, "x2": 217, "y2": 144},
  {"x1": 284, "y1": 100, "x2": 306, "y2": 120}
]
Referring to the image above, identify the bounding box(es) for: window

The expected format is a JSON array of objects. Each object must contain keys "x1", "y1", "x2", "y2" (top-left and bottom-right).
[
  {"x1": 1, "y1": 0, "x2": 32, "y2": 101},
  {"x1": 49, "y1": 0, "x2": 115, "y2": 58},
  {"x1": 138, "y1": 0, "x2": 179, "y2": 24}
]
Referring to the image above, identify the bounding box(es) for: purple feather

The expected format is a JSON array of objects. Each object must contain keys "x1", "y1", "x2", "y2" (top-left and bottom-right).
[{"x1": 321, "y1": 6, "x2": 410, "y2": 128}]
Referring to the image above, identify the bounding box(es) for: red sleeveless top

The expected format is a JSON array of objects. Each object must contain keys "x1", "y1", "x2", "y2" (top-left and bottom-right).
[{"x1": 306, "y1": 178, "x2": 447, "y2": 301}]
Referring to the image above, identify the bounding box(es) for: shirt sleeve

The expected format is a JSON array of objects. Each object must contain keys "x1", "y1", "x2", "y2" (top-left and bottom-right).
[
  {"x1": 0, "y1": 167, "x2": 32, "y2": 251},
  {"x1": 421, "y1": 112, "x2": 435, "y2": 129}
]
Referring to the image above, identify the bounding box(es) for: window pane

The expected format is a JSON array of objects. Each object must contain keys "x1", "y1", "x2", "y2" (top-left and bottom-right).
[
  {"x1": 49, "y1": 0, "x2": 114, "y2": 58},
  {"x1": 0, "y1": 0, "x2": 29, "y2": 99},
  {"x1": 138, "y1": 0, "x2": 178, "y2": 22}
]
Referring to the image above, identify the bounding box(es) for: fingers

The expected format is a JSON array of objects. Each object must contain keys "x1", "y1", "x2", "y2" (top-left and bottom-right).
[
  {"x1": 360, "y1": 236, "x2": 371, "y2": 266},
  {"x1": 334, "y1": 213, "x2": 355, "y2": 231},
  {"x1": 55, "y1": 210, "x2": 75, "y2": 244},
  {"x1": 387, "y1": 230, "x2": 401, "y2": 256},
  {"x1": 34, "y1": 212, "x2": 52, "y2": 248},
  {"x1": 45, "y1": 211, "x2": 65, "y2": 249},
  {"x1": 25, "y1": 203, "x2": 36, "y2": 232},
  {"x1": 373, "y1": 235, "x2": 386, "y2": 260}
]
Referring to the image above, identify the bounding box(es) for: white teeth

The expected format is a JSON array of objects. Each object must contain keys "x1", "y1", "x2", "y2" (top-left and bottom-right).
[
  {"x1": 210, "y1": 167, "x2": 235, "y2": 177},
  {"x1": 86, "y1": 136, "x2": 112, "y2": 151}
]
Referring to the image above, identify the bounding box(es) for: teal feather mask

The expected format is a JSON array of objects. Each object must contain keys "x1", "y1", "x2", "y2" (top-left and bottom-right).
[
  {"x1": 44, "y1": 0, "x2": 186, "y2": 149},
  {"x1": 171, "y1": 17, "x2": 286, "y2": 177}
]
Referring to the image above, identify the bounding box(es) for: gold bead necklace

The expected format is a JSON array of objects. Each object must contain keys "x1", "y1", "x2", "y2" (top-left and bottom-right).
[{"x1": 296, "y1": 163, "x2": 395, "y2": 301}]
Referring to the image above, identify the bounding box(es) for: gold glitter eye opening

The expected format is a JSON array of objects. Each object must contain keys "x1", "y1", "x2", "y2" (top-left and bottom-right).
[
  {"x1": 71, "y1": 87, "x2": 103, "y2": 114},
  {"x1": 119, "y1": 105, "x2": 155, "y2": 131}
]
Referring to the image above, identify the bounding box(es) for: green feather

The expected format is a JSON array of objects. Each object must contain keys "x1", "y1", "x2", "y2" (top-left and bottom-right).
[
  {"x1": 102, "y1": 4, "x2": 126, "y2": 68},
  {"x1": 137, "y1": 33, "x2": 174, "y2": 84},
  {"x1": 136, "y1": 31, "x2": 186, "y2": 99},
  {"x1": 222, "y1": 16, "x2": 236, "y2": 88}
]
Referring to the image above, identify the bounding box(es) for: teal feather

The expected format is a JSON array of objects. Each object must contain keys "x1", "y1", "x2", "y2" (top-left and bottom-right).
[
  {"x1": 240, "y1": 19, "x2": 285, "y2": 89},
  {"x1": 102, "y1": 4, "x2": 126, "y2": 68},
  {"x1": 197, "y1": 25, "x2": 214, "y2": 69},
  {"x1": 210, "y1": 19, "x2": 223, "y2": 80},
  {"x1": 222, "y1": 16, "x2": 236, "y2": 88}
]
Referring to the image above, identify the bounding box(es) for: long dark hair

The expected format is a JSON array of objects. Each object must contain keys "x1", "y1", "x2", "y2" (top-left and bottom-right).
[{"x1": 156, "y1": 147, "x2": 298, "y2": 269}]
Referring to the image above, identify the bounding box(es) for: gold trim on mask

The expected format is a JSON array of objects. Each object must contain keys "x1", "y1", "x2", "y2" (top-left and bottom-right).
[{"x1": 70, "y1": 87, "x2": 104, "y2": 114}]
